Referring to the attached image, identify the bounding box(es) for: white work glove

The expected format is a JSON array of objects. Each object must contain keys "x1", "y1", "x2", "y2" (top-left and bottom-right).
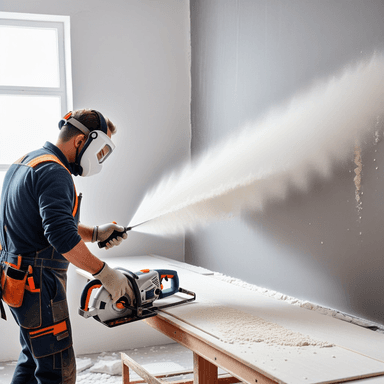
[
  {"x1": 92, "y1": 222, "x2": 128, "y2": 249},
  {"x1": 93, "y1": 263, "x2": 135, "y2": 303}
]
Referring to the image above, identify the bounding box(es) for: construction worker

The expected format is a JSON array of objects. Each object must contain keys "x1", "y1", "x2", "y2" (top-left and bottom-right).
[{"x1": 0, "y1": 109, "x2": 132, "y2": 384}]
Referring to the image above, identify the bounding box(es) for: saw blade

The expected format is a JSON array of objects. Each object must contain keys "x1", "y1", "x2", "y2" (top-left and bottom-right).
[{"x1": 91, "y1": 285, "x2": 134, "y2": 322}]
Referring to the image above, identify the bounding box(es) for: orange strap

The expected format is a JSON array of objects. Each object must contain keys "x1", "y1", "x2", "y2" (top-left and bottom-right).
[
  {"x1": 25, "y1": 276, "x2": 40, "y2": 293},
  {"x1": 25, "y1": 155, "x2": 78, "y2": 218},
  {"x1": 4, "y1": 255, "x2": 22, "y2": 270},
  {"x1": 13, "y1": 155, "x2": 27, "y2": 165}
]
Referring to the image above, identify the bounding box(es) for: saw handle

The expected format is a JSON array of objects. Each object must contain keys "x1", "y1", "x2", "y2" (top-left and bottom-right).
[
  {"x1": 156, "y1": 269, "x2": 180, "y2": 299},
  {"x1": 97, "y1": 227, "x2": 129, "y2": 248},
  {"x1": 79, "y1": 279, "x2": 102, "y2": 312}
]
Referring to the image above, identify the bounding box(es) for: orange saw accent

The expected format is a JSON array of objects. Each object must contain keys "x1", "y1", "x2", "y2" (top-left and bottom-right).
[
  {"x1": 160, "y1": 274, "x2": 174, "y2": 280},
  {"x1": 83, "y1": 283, "x2": 102, "y2": 312}
]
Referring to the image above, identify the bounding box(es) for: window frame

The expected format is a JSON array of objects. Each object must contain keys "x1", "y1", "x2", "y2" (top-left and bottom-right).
[{"x1": 0, "y1": 12, "x2": 73, "y2": 171}]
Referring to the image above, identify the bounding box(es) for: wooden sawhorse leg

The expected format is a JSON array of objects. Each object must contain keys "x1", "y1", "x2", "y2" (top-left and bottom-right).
[
  {"x1": 194, "y1": 353, "x2": 218, "y2": 384},
  {"x1": 122, "y1": 352, "x2": 163, "y2": 384},
  {"x1": 193, "y1": 353, "x2": 240, "y2": 384},
  {"x1": 122, "y1": 351, "x2": 240, "y2": 384}
]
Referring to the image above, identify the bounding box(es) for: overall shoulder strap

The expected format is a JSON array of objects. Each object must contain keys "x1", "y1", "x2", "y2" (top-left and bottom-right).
[
  {"x1": 26, "y1": 154, "x2": 67, "y2": 170},
  {"x1": 25, "y1": 155, "x2": 78, "y2": 218}
]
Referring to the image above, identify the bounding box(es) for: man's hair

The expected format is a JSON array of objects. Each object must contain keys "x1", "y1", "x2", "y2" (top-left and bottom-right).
[{"x1": 58, "y1": 109, "x2": 116, "y2": 142}]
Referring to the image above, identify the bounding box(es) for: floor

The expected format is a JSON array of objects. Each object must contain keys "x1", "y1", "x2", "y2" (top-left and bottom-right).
[{"x1": 0, "y1": 343, "x2": 198, "y2": 384}]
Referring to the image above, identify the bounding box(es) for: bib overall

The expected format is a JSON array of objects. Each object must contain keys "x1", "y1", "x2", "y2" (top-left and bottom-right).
[{"x1": 0, "y1": 143, "x2": 82, "y2": 384}]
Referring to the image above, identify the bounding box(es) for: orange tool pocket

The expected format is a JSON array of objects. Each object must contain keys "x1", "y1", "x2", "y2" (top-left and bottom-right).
[{"x1": 1, "y1": 256, "x2": 32, "y2": 308}]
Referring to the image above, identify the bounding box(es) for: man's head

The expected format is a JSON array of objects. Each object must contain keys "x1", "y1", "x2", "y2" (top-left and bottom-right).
[
  {"x1": 58, "y1": 109, "x2": 116, "y2": 142},
  {"x1": 57, "y1": 109, "x2": 117, "y2": 177}
]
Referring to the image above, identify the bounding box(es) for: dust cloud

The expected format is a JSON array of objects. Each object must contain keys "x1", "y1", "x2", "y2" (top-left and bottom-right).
[{"x1": 130, "y1": 54, "x2": 384, "y2": 235}]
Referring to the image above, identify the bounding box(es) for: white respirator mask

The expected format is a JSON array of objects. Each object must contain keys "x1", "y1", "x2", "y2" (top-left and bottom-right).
[{"x1": 58, "y1": 111, "x2": 115, "y2": 177}]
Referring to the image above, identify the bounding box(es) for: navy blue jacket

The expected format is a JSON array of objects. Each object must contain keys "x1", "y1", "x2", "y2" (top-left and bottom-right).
[{"x1": 0, "y1": 142, "x2": 81, "y2": 255}]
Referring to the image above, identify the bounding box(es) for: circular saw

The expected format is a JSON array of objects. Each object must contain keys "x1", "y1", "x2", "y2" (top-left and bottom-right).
[{"x1": 78, "y1": 268, "x2": 196, "y2": 327}]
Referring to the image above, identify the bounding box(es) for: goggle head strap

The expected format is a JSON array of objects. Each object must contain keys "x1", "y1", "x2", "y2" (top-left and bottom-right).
[
  {"x1": 91, "y1": 110, "x2": 108, "y2": 134},
  {"x1": 66, "y1": 118, "x2": 90, "y2": 135},
  {"x1": 58, "y1": 112, "x2": 90, "y2": 136}
]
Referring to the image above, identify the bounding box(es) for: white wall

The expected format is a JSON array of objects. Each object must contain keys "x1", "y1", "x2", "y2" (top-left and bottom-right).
[
  {"x1": 0, "y1": 0, "x2": 191, "y2": 360},
  {"x1": 187, "y1": 0, "x2": 384, "y2": 325}
]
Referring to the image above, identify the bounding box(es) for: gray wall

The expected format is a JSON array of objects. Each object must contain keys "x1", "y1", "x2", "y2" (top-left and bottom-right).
[
  {"x1": 186, "y1": 0, "x2": 384, "y2": 324},
  {"x1": 0, "y1": 0, "x2": 190, "y2": 360}
]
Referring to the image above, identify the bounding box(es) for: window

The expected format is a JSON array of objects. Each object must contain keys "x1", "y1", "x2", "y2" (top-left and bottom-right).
[{"x1": 0, "y1": 12, "x2": 72, "y2": 184}]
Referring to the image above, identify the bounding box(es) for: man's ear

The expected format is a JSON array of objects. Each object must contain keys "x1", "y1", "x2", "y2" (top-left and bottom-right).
[{"x1": 74, "y1": 134, "x2": 86, "y2": 149}]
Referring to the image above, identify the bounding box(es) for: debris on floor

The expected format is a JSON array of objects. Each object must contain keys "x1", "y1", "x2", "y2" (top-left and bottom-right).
[
  {"x1": 76, "y1": 343, "x2": 193, "y2": 384},
  {"x1": 76, "y1": 358, "x2": 93, "y2": 373},
  {"x1": 0, "y1": 343, "x2": 193, "y2": 384},
  {"x1": 89, "y1": 357, "x2": 121, "y2": 375}
]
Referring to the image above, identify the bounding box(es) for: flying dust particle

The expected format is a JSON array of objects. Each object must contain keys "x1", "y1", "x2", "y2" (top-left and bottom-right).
[
  {"x1": 374, "y1": 115, "x2": 383, "y2": 144},
  {"x1": 354, "y1": 143, "x2": 363, "y2": 219}
]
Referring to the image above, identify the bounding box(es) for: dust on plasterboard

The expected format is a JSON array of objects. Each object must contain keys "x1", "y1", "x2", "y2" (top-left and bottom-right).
[{"x1": 188, "y1": 305, "x2": 333, "y2": 348}]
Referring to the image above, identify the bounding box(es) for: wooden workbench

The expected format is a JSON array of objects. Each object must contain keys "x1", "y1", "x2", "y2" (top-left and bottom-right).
[{"x1": 77, "y1": 255, "x2": 384, "y2": 384}]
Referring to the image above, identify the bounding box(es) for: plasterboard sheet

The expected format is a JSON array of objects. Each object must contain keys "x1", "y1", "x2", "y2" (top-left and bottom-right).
[
  {"x1": 138, "y1": 257, "x2": 384, "y2": 360},
  {"x1": 182, "y1": 273, "x2": 384, "y2": 362},
  {"x1": 158, "y1": 311, "x2": 384, "y2": 384},
  {"x1": 96, "y1": 256, "x2": 384, "y2": 359},
  {"x1": 81, "y1": 255, "x2": 384, "y2": 383}
]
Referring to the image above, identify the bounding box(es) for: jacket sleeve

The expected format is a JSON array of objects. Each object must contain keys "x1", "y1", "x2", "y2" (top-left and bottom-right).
[{"x1": 34, "y1": 162, "x2": 82, "y2": 254}]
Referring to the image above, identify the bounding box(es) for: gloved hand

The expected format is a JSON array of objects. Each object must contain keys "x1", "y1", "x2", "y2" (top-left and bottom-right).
[
  {"x1": 92, "y1": 222, "x2": 128, "y2": 249},
  {"x1": 93, "y1": 263, "x2": 135, "y2": 303}
]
